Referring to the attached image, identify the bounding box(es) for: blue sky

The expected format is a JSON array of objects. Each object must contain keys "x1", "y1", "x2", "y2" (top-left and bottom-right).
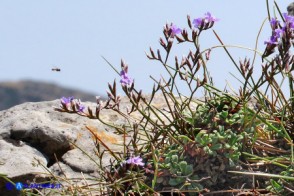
[{"x1": 0, "y1": 0, "x2": 292, "y2": 97}]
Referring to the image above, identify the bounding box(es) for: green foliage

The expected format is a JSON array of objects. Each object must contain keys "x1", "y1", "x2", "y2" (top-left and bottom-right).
[{"x1": 156, "y1": 144, "x2": 203, "y2": 191}]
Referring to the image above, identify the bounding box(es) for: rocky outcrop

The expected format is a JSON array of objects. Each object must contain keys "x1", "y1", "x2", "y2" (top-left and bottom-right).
[
  {"x1": 0, "y1": 95, "x2": 264, "y2": 195},
  {"x1": 0, "y1": 94, "x2": 200, "y2": 195},
  {"x1": 0, "y1": 99, "x2": 128, "y2": 195}
]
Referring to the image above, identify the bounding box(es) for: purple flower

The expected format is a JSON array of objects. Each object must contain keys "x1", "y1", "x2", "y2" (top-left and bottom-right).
[
  {"x1": 264, "y1": 35, "x2": 279, "y2": 45},
  {"x1": 283, "y1": 13, "x2": 294, "y2": 30},
  {"x1": 170, "y1": 24, "x2": 181, "y2": 36},
  {"x1": 283, "y1": 13, "x2": 294, "y2": 23},
  {"x1": 264, "y1": 28, "x2": 284, "y2": 46},
  {"x1": 275, "y1": 28, "x2": 284, "y2": 38},
  {"x1": 126, "y1": 156, "x2": 144, "y2": 166},
  {"x1": 61, "y1": 96, "x2": 74, "y2": 105},
  {"x1": 270, "y1": 18, "x2": 279, "y2": 29},
  {"x1": 192, "y1": 18, "x2": 203, "y2": 28},
  {"x1": 77, "y1": 103, "x2": 85, "y2": 112},
  {"x1": 204, "y1": 12, "x2": 219, "y2": 23},
  {"x1": 120, "y1": 70, "x2": 133, "y2": 85},
  {"x1": 193, "y1": 12, "x2": 219, "y2": 29}
]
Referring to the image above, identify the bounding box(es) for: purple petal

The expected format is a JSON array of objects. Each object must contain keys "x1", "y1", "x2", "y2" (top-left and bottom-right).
[
  {"x1": 270, "y1": 18, "x2": 279, "y2": 28},
  {"x1": 61, "y1": 96, "x2": 74, "y2": 104},
  {"x1": 120, "y1": 70, "x2": 133, "y2": 85},
  {"x1": 78, "y1": 104, "x2": 85, "y2": 112},
  {"x1": 126, "y1": 156, "x2": 144, "y2": 166},
  {"x1": 204, "y1": 12, "x2": 219, "y2": 22},
  {"x1": 193, "y1": 18, "x2": 203, "y2": 28},
  {"x1": 171, "y1": 24, "x2": 181, "y2": 35}
]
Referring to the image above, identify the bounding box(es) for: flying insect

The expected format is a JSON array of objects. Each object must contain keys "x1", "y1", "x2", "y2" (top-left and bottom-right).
[{"x1": 51, "y1": 67, "x2": 61, "y2": 72}]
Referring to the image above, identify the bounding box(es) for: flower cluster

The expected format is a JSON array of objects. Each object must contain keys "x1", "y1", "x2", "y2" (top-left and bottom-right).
[
  {"x1": 59, "y1": 96, "x2": 85, "y2": 113},
  {"x1": 263, "y1": 13, "x2": 294, "y2": 57},
  {"x1": 170, "y1": 24, "x2": 182, "y2": 36},
  {"x1": 283, "y1": 13, "x2": 294, "y2": 29},
  {"x1": 61, "y1": 96, "x2": 74, "y2": 106},
  {"x1": 264, "y1": 28, "x2": 283, "y2": 45},
  {"x1": 264, "y1": 18, "x2": 282, "y2": 46},
  {"x1": 126, "y1": 156, "x2": 144, "y2": 167},
  {"x1": 120, "y1": 70, "x2": 133, "y2": 86},
  {"x1": 193, "y1": 12, "x2": 219, "y2": 30},
  {"x1": 120, "y1": 60, "x2": 133, "y2": 86},
  {"x1": 76, "y1": 100, "x2": 85, "y2": 112}
]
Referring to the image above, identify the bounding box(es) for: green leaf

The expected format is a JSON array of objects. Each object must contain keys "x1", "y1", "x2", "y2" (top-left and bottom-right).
[
  {"x1": 270, "y1": 179, "x2": 283, "y2": 193},
  {"x1": 176, "y1": 135, "x2": 193, "y2": 144},
  {"x1": 237, "y1": 134, "x2": 244, "y2": 140},
  {"x1": 224, "y1": 143, "x2": 231, "y2": 149},
  {"x1": 185, "y1": 164, "x2": 193, "y2": 175},
  {"x1": 220, "y1": 110, "x2": 228, "y2": 119},
  {"x1": 179, "y1": 161, "x2": 187, "y2": 174},
  {"x1": 165, "y1": 157, "x2": 170, "y2": 163},
  {"x1": 211, "y1": 143, "x2": 223, "y2": 150},
  {"x1": 195, "y1": 130, "x2": 207, "y2": 140},
  {"x1": 211, "y1": 135, "x2": 218, "y2": 144},
  {"x1": 171, "y1": 155, "x2": 178, "y2": 163},
  {"x1": 169, "y1": 177, "x2": 184, "y2": 186},
  {"x1": 229, "y1": 135, "x2": 238, "y2": 145},
  {"x1": 168, "y1": 178, "x2": 179, "y2": 186},
  {"x1": 218, "y1": 125, "x2": 225, "y2": 132}
]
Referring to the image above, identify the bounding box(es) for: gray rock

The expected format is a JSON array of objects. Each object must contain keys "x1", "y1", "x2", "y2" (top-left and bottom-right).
[
  {"x1": 0, "y1": 139, "x2": 47, "y2": 178},
  {"x1": 0, "y1": 99, "x2": 127, "y2": 195},
  {"x1": 0, "y1": 94, "x2": 186, "y2": 195},
  {"x1": 62, "y1": 148, "x2": 98, "y2": 173}
]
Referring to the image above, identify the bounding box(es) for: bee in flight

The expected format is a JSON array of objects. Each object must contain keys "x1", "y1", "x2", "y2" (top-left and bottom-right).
[{"x1": 51, "y1": 67, "x2": 61, "y2": 72}]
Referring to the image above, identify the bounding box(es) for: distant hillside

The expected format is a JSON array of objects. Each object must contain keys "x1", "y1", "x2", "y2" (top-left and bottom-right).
[{"x1": 0, "y1": 80, "x2": 103, "y2": 111}]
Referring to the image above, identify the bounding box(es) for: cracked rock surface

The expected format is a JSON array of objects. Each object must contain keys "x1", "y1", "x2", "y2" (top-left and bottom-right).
[{"x1": 0, "y1": 99, "x2": 127, "y2": 195}]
